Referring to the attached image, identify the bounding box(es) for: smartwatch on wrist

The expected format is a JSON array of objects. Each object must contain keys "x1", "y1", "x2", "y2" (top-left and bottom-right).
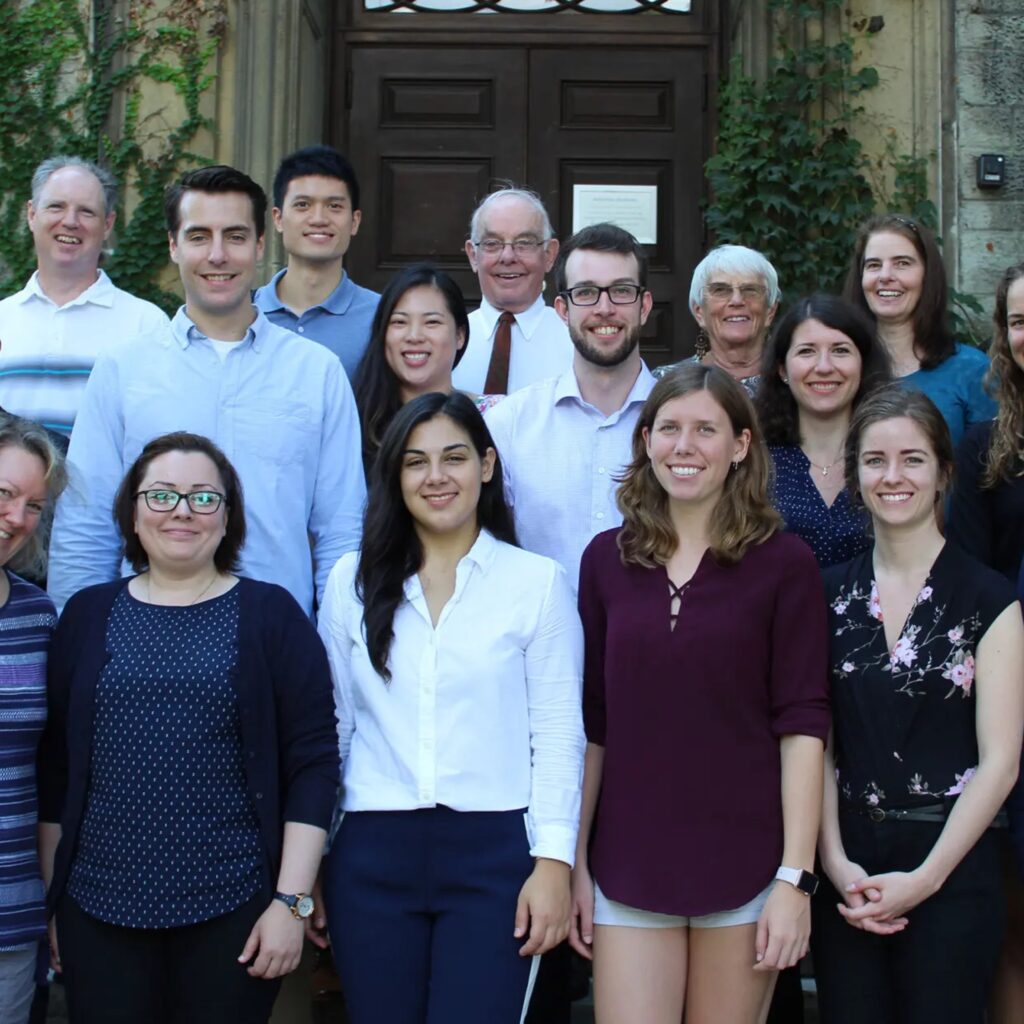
[
  {"x1": 273, "y1": 891, "x2": 315, "y2": 920},
  {"x1": 774, "y1": 866, "x2": 819, "y2": 897}
]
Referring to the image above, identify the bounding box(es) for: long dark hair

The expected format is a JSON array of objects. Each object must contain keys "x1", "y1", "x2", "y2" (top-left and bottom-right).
[
  {"x1": 353, "y1": 263, "x2": 470, "y2": 471},
  {"x1": 842, "y1": 213, "x2": 954, "y2": 370},
  {"x1": 357, "y1": 391, "x2": 516, "y2": 681},
  {"x1": 983, "y1": 262, "x2": 1024, "y2": 486},
  {"x1": 756, "y1": 293, "x2": 891, "y2": 446}
]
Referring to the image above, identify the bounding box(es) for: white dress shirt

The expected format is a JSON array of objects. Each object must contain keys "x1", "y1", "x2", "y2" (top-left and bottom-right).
[
  {"x1": 48, "y1": 307, "x2": 366, "y2": 615},
  {"x1": 317, "y1": 531, "x2": 585, "y2": 866},
  {"x1": 484, "y1": 364, "x2": 656, "y2": 593},
  {"x1": 452, "y1": 294, "x2": 574, "y2": 395},
  {"x1": 0, "y1": 270, "x2": 168, "y2": 435}
]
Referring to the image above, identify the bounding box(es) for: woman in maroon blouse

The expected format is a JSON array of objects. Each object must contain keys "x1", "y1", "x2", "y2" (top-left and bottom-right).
[{"x1": 570, "y1": 363, "x2": 830, "y2": 1022}]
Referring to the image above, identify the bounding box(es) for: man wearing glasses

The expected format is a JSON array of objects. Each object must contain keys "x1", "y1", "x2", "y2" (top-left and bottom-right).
[
  {"x1": 47, "y1": 165, "x2": 365, "y2": 616},
  {"x1": 454, "y1": 187, "x2": 573, "y2": 395},
  {"x1": 484, "y1": 222, "x2": 654, "y2": 1023}
]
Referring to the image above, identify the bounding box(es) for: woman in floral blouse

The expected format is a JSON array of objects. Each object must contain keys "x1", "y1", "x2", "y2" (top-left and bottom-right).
[{"x1": 814, "y1": 385, "x2": 1024, "y2": 1024}]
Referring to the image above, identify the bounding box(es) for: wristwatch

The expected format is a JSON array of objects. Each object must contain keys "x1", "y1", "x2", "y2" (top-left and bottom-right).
[
  {"x1": 273, "y1": 891, "x2": 315, "y2": 920},
  {"x1": 774, "y1": 866, "x2": 819, "y2": 897}
]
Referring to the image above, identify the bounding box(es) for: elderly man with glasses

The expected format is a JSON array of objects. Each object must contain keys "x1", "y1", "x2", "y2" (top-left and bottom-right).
[{"x1": 453, "y1": 187, "x2": 573, "y2": 396}]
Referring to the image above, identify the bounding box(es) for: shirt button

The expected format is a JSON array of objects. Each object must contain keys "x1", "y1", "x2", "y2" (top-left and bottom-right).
[
  {"x1": 297, "y1": 326, "x2": 305, "y2": 333},
  {"x1": 255, "y1": 792, "x2": 264, "y2": 800},
  {"x1": 596, "y1": 512, "x2": 605, "y2": 520},
  {"x1": 598, "y1": 467, "x2": 606, "y2": 474}
]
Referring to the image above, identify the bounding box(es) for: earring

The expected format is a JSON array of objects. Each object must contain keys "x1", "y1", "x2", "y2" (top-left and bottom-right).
[
  {"x1": 732, "y1": 460, "x2": 740, "y2": 471},
  {"x1": 781, "y1": 376, "x2": 789, "y2": 384},
  {"x1": 694, "y1": 328, "x2": 710, "y2": 360}
]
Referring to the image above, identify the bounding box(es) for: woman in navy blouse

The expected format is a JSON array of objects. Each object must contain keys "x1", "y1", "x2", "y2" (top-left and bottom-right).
[
  {"x1": 571, "y1": 364, "x2": 830, "y2": 1023},
  {"x1": 0, "y1": 415, "x2": 66, "y2": 1024},
  {"x1": 37, "y1": 432, "x2": 339, "y2": 1024},
  {"x1": 756, "y1": 293, "x2": 890, "y2": 567},
  {"x1": 814, "y1": 387, "x2": 1023, "y2": 1024}
]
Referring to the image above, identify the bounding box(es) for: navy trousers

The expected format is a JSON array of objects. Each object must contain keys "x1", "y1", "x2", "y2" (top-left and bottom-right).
[
  {"x1": 811, "y1": 816, "x2": 1004, "y2": 1024},
  {"x1": 324, "y1": 806, "x2": 539, "y2": 1024}
]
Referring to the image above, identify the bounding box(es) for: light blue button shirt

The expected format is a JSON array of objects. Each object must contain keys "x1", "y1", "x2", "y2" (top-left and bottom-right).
[
  {"x1": 48, "y1": 307, "x2": 366, "y2": 615},
  {"x1": 253, "y1": 268, "x2": 380, "y2": 382}
]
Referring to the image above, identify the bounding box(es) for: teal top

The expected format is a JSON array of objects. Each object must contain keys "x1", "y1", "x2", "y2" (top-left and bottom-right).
[{"x1": 900, "y1": 343, "x2": 995, "y2": 448}]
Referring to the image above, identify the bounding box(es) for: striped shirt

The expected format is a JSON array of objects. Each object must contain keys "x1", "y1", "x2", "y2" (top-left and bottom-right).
[{"x1": 0, "y1": 572, "x2": 56, "y2": 950}]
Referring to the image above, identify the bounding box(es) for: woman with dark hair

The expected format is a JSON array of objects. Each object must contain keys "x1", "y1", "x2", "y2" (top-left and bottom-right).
[
  {"x1": 37, "y1": 431, "x2": 339, "y2": 1024},
  {"x1": 570, "y1": 364, "x2": 829, "y2": 1023},
  {"x1": 842, "y1": 213, "x2": 995, "y2": 446},
  {"x1": 354, "y1": 263, "x2": 497, "y2": 469},
  {"x1": 0, "y1": 415, "x2": 66, "y2": 1024},
  {"x1": 945, "y1": 262, "x2": 1024, "y2": 1024},
  {"x1": 814, "y1": 386, "x2": 1023, "y2": 1024},
  {"x1": 756, "y1": 293, "x2": 890, "y2": 567},
  {"x1": 317, "y1": 392, "x2": 584, "y2": 1023}
]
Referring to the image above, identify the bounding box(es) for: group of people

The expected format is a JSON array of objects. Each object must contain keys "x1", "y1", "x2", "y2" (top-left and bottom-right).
[{"x1": 0, "y1": 142, "x2": 1021, "y2": 1024}]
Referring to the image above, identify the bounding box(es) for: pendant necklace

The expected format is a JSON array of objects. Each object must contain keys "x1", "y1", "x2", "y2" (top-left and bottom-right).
[{"x1": 803, "y1": 449, "x2": 844, "y2": 477}]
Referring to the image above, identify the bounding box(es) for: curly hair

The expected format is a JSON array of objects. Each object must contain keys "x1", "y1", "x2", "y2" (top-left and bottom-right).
[
  {"x1": 982, "y1": 262, "x2": 1024, "y2": 487},
  {"x1": 616, "y1": 363, "x2": 779, "y2": 568},
  {"x1": 756, "y1": 293, "x2": 891, "y2": 446}
]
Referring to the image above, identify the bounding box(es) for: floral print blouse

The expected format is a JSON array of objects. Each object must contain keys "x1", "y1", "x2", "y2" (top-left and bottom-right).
[{"x1": 824, "y1": 543, "x2": 1015, "y2": 811}]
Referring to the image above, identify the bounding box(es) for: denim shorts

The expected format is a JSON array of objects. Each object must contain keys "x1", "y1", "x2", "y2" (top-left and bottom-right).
[{"x1": 593, "y1": 879, "x2": 772, "y2": 929}]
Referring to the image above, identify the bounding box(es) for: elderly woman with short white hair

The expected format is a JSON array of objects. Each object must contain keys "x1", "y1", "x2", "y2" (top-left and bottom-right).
[{"x1": 656, "y1": 244, "x2": 781, "y2": 396}]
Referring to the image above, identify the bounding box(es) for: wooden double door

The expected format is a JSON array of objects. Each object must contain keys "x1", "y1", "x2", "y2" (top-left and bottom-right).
[{"x1": 342, "y1": 33, "x2": 713, "y2": 363}]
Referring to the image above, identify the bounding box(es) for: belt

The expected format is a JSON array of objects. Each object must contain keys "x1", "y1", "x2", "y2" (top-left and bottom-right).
[{"x1": 843, "y1": 801, "x2": 1009, "y2": 829}]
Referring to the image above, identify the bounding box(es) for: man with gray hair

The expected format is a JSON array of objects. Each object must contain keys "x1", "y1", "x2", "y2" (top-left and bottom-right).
[
  {"x1": 0, "y1": 155, "x2": 168, "y2": 436},
  {"x1": 453, "y1": 186, "x2": 572, "y2": 395}
]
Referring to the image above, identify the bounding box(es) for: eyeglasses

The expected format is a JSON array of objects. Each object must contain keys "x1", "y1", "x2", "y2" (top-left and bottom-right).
[
  {"x1": 560, "y1": 284, "x2": 644, "y2": 306},
  {"x1": 135, "y1": 489, "x2": 226, "y2": 514},
  {"x1": 704, "y1": 283, "x2": 767, "y2": 302},
  {"x1": 474, "y1": 237, "x2": 548, "y2": 257}
]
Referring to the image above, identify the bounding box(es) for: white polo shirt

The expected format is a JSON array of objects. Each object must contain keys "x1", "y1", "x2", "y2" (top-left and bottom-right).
[
  {"x1": 0, "y1": 270, "x2": 168, "y2": 435},
  {"x1": 453, "y1": 293, "x2": 574, "y2": 395}
]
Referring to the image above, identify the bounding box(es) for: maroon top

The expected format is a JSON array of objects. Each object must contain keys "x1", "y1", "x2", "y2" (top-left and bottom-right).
[{"x1": 579, "y1": 528, "x2": 830, "y2": 916}]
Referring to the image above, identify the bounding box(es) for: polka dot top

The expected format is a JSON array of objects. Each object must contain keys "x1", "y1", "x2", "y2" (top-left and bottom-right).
[
  {"x1": 68, "y1": 585, "x2": 263, "y2": 928},
  {"x1": 768, "y1": 445, "x2": 871, "y2": 569}
]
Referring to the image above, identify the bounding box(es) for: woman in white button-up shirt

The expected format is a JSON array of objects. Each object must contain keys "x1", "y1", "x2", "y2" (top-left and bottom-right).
[{"x1": 317, "y1": 390, "x2": 585, "y2": 1024}]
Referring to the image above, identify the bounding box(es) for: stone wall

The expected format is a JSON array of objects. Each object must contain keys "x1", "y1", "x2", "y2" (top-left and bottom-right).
[{"x1": 955, "y1": 0, "x2": 1024, "y2": 313}]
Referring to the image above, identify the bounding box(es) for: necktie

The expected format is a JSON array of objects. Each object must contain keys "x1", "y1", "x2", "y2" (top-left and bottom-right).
[{"x1": 483, "y1": 311, "x2": 515, "y2": 395}]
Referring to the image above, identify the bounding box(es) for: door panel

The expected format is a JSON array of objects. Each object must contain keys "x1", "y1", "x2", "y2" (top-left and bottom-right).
[{"x1": 347, "y1": 46, "x2": 527, "y2": 299}]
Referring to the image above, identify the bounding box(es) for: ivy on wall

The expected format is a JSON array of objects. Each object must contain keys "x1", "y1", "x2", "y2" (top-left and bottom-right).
[
  {"x1": 0, "y1": 0, "x2": 227, "y2": 311},
  {"x1": 706, "y1": 0, "x2": 985, "y2": 342}
]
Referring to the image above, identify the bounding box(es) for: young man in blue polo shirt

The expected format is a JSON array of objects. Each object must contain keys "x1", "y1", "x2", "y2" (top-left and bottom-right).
[{"x1": 253, "y1": 146, "x2": 379, "y2": 382}]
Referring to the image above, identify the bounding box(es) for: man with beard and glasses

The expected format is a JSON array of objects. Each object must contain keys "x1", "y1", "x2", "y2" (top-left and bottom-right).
[{"x1": 485, "y1": 220, "x2": 654, "y2": 605}]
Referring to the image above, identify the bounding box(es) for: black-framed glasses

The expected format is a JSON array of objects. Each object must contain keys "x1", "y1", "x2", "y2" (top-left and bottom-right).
[
  {"x1": 135, "y1": 489, "x2": 226, "y2": 514},
  {"x1": 560, "y1": 284, "x2": 644, "y2": 306},
  {"x1": 474, "y1": 237, "x2": 548, "y2": 257}
]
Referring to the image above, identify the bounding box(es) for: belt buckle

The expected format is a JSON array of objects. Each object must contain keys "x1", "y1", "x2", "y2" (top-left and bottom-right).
[{"x1": 868, "y1": 806, "x2": 886, "y2": 823}]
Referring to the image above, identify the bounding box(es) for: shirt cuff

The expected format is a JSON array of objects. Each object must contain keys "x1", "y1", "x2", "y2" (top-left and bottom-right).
[{"x1": 527, "y1": 816, "x2": 577, "y2": 868}]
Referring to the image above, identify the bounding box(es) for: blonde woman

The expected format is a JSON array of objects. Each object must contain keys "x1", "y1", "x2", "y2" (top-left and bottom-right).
[{"x1": 571, "y1": 364, "x2": 829, "y2": 1023}]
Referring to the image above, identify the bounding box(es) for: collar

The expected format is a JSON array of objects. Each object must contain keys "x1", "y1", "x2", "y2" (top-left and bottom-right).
[
  {"x1": 254, "y1": 267, "x2": 354, "y2": 315},
  {"x1": 476, "y1": 293, "x2": 549, "y2": 340},
  {"x1": 170, "y1": 305, "x2": 265, "y2": 351},
  {"x1": 553, "y1": 361, "x2": 656, "y2": 411},
  {"x1": 18, "y1": 269, "x2": 116, "y2": 309},
  {"x1": 401, "y1": 529, "x2": 500, "y2": 603}
]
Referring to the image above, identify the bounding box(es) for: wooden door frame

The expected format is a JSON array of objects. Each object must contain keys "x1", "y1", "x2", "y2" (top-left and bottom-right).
[{"x1": 330, "y1": 0, "x2": 723, "y2": 163}]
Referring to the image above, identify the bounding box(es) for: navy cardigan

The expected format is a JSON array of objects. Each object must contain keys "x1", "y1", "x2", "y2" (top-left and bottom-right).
[{"x1": 37, "y1": 576, "x2": 340, "y2": 915}]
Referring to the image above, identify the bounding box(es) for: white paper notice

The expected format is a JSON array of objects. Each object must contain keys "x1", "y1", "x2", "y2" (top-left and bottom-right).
[{"x1": 572, "y1": 184, "x2": 658, "y2": 244}]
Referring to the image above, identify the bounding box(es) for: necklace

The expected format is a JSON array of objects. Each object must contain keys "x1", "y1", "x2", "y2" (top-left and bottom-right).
[
  {"x1": 802, "y1": 448, "x2": 844, "y2": 477},
  {"x1": 144, "y1": 570, "x2": 220, "y2": 606}
]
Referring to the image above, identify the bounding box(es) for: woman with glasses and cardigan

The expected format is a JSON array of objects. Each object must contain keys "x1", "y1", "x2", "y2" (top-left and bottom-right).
[{"x1": 37, "y1": 431, "x2": 339, "y2": 1024}]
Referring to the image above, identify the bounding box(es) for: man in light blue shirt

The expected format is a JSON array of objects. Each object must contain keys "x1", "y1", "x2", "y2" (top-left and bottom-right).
[
  {"x1": 48, "y1": 165, "x2": 366, "y2": 615},
  {"x1": 253, "y1": 146, "x2": 379, "y2": 382}
]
